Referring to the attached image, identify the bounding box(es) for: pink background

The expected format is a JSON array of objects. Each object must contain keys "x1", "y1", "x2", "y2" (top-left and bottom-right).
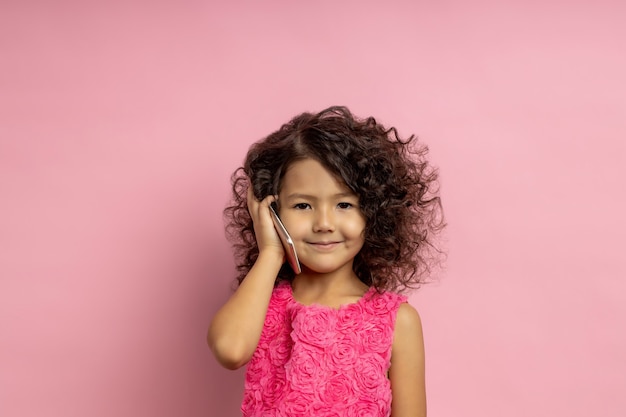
[{"x1": 1, "y1": 1, "x2": 625, "y2": 416}]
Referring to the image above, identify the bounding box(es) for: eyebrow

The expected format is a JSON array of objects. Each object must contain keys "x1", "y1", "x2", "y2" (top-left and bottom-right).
[{"x1": 285, "y1": 192, "x2": 357, "y2": 200}]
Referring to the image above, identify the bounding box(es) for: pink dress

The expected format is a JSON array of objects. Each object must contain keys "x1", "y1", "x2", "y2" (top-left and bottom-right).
[{"x1": 241, "y1": 282, "x2": 407, "y2": 417}]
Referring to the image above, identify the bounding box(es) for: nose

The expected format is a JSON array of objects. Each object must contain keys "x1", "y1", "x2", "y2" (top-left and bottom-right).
[{"x1": 313, "y1": 207, "x2": 335, "y2": 232}]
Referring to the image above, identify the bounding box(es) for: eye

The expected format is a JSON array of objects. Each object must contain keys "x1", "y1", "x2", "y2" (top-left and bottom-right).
[
  {"x1": 337, "y1": 202, "x2": 354, "y2": 209},
  {"x1": 293, "y1": 203, "x2": 311, "y2": 210}
]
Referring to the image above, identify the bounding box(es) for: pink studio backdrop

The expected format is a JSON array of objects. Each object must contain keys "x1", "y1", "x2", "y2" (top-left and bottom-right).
[{"x1": 1, "y1": 1, "x2": 625, "y2": 416}]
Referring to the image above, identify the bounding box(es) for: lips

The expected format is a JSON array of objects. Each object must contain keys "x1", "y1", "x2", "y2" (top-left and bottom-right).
[{"x1": 308, "y1": 241, "x2": 341, "y2": 251}]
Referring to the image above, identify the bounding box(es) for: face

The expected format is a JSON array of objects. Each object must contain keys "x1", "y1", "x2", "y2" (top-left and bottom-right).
[{"x1": 277, "y1": 158, "x2": 366, "y2": 276}]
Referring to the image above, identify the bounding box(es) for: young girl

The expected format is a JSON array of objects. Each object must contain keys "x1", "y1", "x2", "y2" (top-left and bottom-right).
[{"x1": 208, "y1": 106, "x2": 444, "y2": 417}]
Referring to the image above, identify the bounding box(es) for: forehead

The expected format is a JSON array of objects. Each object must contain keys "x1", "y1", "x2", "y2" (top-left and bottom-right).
[{"x1": 280, "y1": 158, "x2": 353, "y2": 195}]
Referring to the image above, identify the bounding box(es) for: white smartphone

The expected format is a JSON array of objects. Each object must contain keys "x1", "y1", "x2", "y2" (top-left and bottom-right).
[{"x1": 269, "y1": 202, "x2": 302, "y2": 274}]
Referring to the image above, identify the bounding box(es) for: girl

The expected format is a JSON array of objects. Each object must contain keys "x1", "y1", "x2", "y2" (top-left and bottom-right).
[{"x1": 208, "y1": 106, "x2": 444, "y2": 417}]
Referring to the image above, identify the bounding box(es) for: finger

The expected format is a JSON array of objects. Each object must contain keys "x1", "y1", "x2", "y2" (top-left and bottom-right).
[
  {"x1": 256, "y1": 194, "x2": 277, "y2": 224},
  {"x1": 247, "y1": 188, "x2": 275, "y2": 226},
  {"x1": 247, "y1": 186, "x2": 265, "y2": 223},
  {"x1": 262, "y1": 194, "x2": 277, "y2": 208}
]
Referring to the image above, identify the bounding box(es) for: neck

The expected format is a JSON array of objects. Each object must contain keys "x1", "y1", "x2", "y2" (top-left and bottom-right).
[{"x1": 291, "y1": 268, "x2": 369, "y2": 307}]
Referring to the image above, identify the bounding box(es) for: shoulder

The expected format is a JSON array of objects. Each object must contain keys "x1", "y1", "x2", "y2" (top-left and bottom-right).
[
  {"x1": 392, "y1": 302, "x2": 424, "y2": 354},
  {"x1": 362, "y1": 288, "x2": 407, "y2": 315},
  {"x1": 394, "y1": 303, "x2": 423, "y2": 335},
  {"x1": 270, "y1": 281, "x2": 292, "y2": 303}
]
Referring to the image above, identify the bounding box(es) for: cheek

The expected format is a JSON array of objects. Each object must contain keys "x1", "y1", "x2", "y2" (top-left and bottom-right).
[
  {"x1": 281, "y1": 216, "x2": 306, "y2": 238},
  {"x1": 343, "y1": 217, "x2": 366, "y2": 239}
]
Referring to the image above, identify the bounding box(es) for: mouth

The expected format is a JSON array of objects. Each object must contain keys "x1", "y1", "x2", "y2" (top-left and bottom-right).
[{"x1": 308, "y1": 241, "x2": 341, "y2": 251}]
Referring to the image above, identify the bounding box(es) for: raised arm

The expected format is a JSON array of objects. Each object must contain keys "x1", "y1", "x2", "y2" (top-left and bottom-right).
[
  {"x1": 207, "y1": 189, "x2": 284, "y2": 370},
  {"x1": 389, "y1": 303, "x2": 427, "y2": 417}
]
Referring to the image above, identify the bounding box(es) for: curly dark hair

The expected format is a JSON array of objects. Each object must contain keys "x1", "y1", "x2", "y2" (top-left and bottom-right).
[{"x1": 224, "y1": 106, "x2": 445, "y2": 292}]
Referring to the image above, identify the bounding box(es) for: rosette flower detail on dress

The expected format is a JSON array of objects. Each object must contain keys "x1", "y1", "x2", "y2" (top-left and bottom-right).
[{"x1": 242, "y1": 283, "x2": 406, "y2": 417}]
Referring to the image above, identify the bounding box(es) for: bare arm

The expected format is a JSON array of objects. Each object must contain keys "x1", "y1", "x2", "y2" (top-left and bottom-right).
[
  {"x1": 389, "y1": 303, "x2": 427, "y2": 417},
  {"x1": 207, "y1": 189, "x2": 284, "y2": 370}
]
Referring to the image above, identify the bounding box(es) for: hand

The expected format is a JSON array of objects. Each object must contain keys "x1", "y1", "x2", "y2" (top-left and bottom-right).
[{"x1": 247, "y1": 187, "x2": 285, "y2": 259}]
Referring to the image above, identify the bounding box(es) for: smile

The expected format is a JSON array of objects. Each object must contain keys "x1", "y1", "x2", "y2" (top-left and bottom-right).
[{"x1": 308, "y1": 241, "x2": 341, "y2": 251}]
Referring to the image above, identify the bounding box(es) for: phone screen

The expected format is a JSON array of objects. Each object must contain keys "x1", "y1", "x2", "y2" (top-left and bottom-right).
[{"x1": 269, "y1": 203, "x2": 301, "y2": 274}]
